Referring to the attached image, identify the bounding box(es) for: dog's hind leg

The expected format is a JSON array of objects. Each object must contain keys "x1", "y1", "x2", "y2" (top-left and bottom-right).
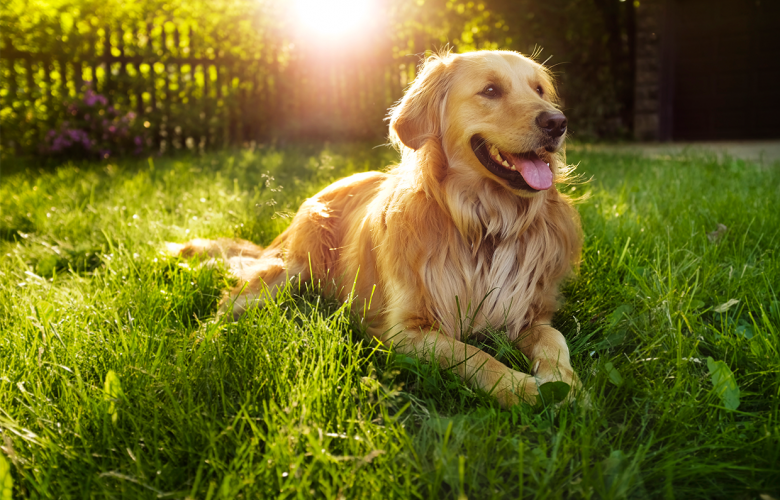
[
  {"x1": 217, "y1": 255, "x2": 309, "y2": 320},
  {"x1": 166, "y1": 238, "x2": 263, "y2": 269},
  {"x1": 168, "y1": 238, "x2": 308, "y2": 320}
]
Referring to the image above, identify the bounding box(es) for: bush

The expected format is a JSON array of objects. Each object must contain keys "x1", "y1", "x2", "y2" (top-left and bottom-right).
[{"x1": 43, "y1": 82, "x2": 149, "y2": 159}]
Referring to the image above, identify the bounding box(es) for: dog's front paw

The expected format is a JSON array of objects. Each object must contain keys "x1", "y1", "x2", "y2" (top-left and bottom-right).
[{"x1": 492, "y1": 370, "x2": 540, "y2": 408}]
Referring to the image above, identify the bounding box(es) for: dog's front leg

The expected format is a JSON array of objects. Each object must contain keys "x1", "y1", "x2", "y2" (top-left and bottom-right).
[
  {"x1": 378, "y1": 326, "x2": 538, "y2": 408},
  {"x1": 518, "y1": 323, "x2": 580, "y2": 397}
]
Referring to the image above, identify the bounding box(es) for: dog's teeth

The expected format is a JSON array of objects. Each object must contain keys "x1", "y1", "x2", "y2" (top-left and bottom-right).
[
  {"x1": 546, "y1": 162, "x2": 550, "y2": 167},
  {"x1": 502, "y1": 160, "x2": 510, "y2": 167},
  {"x1": 510, "y1": 165, "x2": 516, "y2": 170}
]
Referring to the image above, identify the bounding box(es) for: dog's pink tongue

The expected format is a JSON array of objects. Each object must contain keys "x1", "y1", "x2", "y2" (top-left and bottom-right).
[{"x1": 508, "y1": 154, "x2": 553, "y2": 190}]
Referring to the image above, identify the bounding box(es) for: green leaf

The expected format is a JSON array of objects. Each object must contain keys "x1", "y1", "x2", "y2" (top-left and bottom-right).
[
  {"x1": 104, "y1": 370, "x2": 124, "y2": 424},
  {"x1": 770, "y1": 300, "x2": 780, "y2": 319},
  {"x1": 36, "y1": 300, "x2": 55, "y2": 325},
  {"x1": 591, "y1": 329, "x2": 627, "y2": 351},
  {"x1": 713, "y1": 299, "x2": 739, "y2": 314},
  {"x1": 688, "y1": 300, "x2": 705, "y2": 310},
  {"x1": 602, "y1": 449, "x2": 626, "y2": 490},
  {"x1": 706, "y1": 357, "x2": 740, "y2": 411},
  {"x1": 608, "y1": 304, "x2": 633, "y2": 327},
  {"x1": 536, "y1": 381, "x2": 570, "y2": 407},
  {"x1": 35, "y1": 254, "x2": 60, "y2": 277},
  {"x1": 604, "y1": 362, "x2": 624, "y2": 386},
  {"x1": 735, "y1": 322, "x2": 754, "y2": 339},
  {"x1": 0, "y1": 452, "x2": 12, "y2": 500},
  {"x1": 426, "y1": 417, "x2": 454, "y2": 436}
]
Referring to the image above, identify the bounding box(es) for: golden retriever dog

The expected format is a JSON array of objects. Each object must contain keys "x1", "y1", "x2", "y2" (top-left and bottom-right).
[{"x1": 169, "y1": 50, "x2": 582, "y2": 408}]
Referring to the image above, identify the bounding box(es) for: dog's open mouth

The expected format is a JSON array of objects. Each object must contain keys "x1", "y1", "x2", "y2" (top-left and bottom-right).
[{"x1": 470, "y1": 136, "x2": 553, "y2": 191}]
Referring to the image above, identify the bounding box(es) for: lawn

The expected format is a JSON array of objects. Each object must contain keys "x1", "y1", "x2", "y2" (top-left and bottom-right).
[{"x1": 0, "y1": 144, "x2": 778, "y2": 499}]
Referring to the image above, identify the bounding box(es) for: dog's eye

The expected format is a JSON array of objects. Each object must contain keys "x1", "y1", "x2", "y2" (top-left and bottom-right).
[
  {"x1": 536, "y1": 85, "x2": 544, "y2": 96},
  {"x1": 480, "y1": 85, "x2": 501, "y2": 98}
]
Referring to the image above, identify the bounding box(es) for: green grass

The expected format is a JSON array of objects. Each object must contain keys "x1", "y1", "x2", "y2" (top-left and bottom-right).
[{"x1": 1, "y1": 144, "x2": 778, "y2": 499}]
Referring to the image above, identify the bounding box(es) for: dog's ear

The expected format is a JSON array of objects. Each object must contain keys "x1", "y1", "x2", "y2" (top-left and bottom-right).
[{"x1": 389, "y1": 54, "x2": 452, "y2": 151}]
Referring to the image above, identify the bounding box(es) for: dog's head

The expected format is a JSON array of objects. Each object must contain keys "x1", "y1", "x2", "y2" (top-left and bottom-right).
[{"x1": 390, "y1": 50, "x2": 567, "y2": 196}]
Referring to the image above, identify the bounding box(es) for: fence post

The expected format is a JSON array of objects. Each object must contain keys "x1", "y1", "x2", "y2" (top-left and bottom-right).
[
  {"x1": 252, "y1": 65, "x2": 261, "y2": 143},
  {"x1": 172, "y1": 24, "x2": 182, "y2": 148},
  {"x1": 42, "y1": 57, "x2": 53, "y2": 113},
  {"x1": 73, "y1": 59, "x2": 82, "y2": 92},
  {"x1": 204, "y1": 62, "x2": 211, "y2": 148},
  {"x1": 145, "y1": 22, "x2": 158, "y2": 150},
  {"x1": 162, "y1": 25, "x2": 170, "y2": 150},
  {"x1": 117, "y1": 24, "x2": 127, "y2": 111},
  {"x1": 132, "y1": 27, "x2": 143, "y2": 118},
  {"x1": 3, "y1": 38, "x2": 19, "y2": 153},
  {"x1": 23, "y1": 57, "x2": 37, "y2": 146},
  {"x1": 58, "y1": 58, "x2": 69, "y2": 100},
  {"x1": 227, "y1": 62, "x2": 237, "y2": 145},
  {"x1": 103, "y1": 25, "x2": 112, "y2": 97},
  {"x1": 187, "y1": 26, "x2": 197, "y2": 148}
]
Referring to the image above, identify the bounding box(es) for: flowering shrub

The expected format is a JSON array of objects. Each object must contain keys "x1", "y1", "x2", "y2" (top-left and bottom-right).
[{"x1": 44, "y1": 83, "x2": 149, "y2": 159}]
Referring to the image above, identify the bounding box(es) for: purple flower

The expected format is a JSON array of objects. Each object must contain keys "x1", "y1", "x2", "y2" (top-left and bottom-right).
[
  {"x1": 44, "y1": 91, "x2": 147, "y2": 157},
  {"x1": 84, "y1": 89, "x2": 98, "y2": 106},
  {"x1": 83, "y1": 89, "x2": 108, "y2": 107}
]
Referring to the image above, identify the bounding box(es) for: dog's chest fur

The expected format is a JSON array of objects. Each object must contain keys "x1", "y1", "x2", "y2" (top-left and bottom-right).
[{"x1": 422, "y1": 220, "x2": 552, "y2": 341}]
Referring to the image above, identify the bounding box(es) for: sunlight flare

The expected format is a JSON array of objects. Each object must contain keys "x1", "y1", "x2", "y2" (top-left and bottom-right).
[{"x1": 291, "y1": 0, "x2": 377, "y2": 41}]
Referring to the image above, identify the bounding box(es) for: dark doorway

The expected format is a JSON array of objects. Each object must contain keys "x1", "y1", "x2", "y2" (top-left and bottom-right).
[{"x1": 670, "y1": 0, "x2": 780, "y2": 140}]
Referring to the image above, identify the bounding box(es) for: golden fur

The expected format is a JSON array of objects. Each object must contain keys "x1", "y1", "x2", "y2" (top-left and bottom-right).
[{"x1": 169, "y1": 50, "x2": 582, "y2": 407}]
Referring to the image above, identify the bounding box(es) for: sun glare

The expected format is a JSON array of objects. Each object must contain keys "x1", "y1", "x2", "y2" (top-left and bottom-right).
[{"x1": 292, "y1": 0, "x2": 376, "y2": 41}]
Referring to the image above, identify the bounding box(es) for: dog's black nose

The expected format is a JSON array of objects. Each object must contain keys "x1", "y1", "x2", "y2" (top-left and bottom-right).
[{"x1": 536, "y1": 111, "x2": 567, "y2": 138}]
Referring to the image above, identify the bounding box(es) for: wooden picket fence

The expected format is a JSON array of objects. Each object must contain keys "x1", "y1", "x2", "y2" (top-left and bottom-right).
[{"x1": 0, "y1": 23, "x2": 417, "y2": 154}]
